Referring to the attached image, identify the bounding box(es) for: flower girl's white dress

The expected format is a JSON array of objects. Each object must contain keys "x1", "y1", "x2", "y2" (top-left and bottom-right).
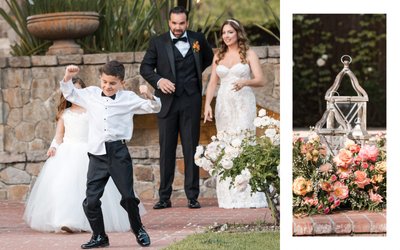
[
  {"x1": 23, "y1": 109, "x2": 145, "y2": 232},
  {"x1": 214, "y1": 63, "x2": 267, "y2": 208}
]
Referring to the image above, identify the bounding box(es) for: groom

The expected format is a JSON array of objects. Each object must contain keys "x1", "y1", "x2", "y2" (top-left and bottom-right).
[{"x1": 140, "y1": 6, "x2": 213, "y2": 209}]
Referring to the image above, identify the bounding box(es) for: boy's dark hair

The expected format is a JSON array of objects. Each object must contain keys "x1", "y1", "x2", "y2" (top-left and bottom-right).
[
  {"x1": 169, "y1": 6, "x2": 189, "y2": 20},
  {"x1": 99, "y1": 60, "x2": 125, "y2": 80}
]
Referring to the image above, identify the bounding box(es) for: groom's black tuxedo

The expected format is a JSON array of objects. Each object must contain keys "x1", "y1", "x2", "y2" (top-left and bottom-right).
[{"x1": 140, "y1": 30, "x2": 213, "y2": 201}]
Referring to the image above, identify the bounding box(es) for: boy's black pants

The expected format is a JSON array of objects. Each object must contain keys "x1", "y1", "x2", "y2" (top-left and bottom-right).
[{"x1": 83, "y1": 140, "x2": 142, "y2": 235}]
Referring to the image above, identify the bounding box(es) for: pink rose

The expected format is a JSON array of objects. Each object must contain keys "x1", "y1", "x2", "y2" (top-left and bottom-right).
[
  {"x1": 354, "y1": 170, "x2": 371, "y2": 189},
  {"x1": 358, "y1": 145, "x2": 379, "y2": 162},
  {"x1": 319, "y1": 163, "x2": 332, "y2": 173},
  {"x1": 361, "y1": 162, "x2": 369, "y2": 169},
  {"x1": 303, "y1": 196, "x2": 319, "y2": 206},
  {"x1": 368, "y1": 189, "x2": 383, "y2": 204},
  {"x1": 330, "y1": 175, "x2": 338, "y2": 182},
  {"x1": 323, "y1": 207, "x2": 330, "y2": 214}
]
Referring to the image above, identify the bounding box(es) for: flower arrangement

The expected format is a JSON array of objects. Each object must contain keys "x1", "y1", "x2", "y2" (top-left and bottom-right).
[
  {"x1": 195, "y1": 109, "x2": 280, "y2": 224},
  {"x1": 192, "y1": 40, "x2": 200, "y2": 53},
  {"x1": 292, "y1": 131, "x2": 386, "y2": 216}
]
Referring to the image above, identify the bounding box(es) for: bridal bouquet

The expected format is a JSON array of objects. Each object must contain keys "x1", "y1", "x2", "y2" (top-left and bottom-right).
[
  {"x1": 195, "y1": 109, "x2": 280, "y2": 224},
  {"x1": 292, "y1": 131, "x2": 386, "y2": 216}
]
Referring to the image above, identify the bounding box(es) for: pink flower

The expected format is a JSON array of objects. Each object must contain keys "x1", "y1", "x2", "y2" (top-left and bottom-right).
[
  {"x1": 361, "y1": 162, "x2": 369, "y2": 169},
  {"x1": 358, "y1": 145, "x2": 379, "y2": 162},
  {"x1": 368, "y1": 189, "x2": 383, "y2": 204},
  {"x1": 333, "y1": 149, "x2": 353, "y2": 168},
  {"x1": 330, "y1": 175, "x2": 337, "y2": 182},
  {"x1": 303, "y1": 196, "x2": 319, "y2": 206},
  {"x1": 354, "y1": 170, "x2": 371, "y2": 189},
  {"x1": 323, "y1": 207, "x2": 330, "y2": 214},
  {"x1": 330, "y1": 181, "x2": 349, "y2": 200},
  {"x1": 319, "y1": 163, "x2": 332, "y2": 173}
]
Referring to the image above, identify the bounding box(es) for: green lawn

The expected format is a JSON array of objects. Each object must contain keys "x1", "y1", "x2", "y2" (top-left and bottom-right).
[{"x1": 164, "y1": 231, "x2": 279, "y2": 250}]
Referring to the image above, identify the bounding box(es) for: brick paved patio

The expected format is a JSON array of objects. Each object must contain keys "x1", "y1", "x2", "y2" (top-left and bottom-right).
[{"x1": 0, "y1": 198, "x2": 272, "y2": 250}]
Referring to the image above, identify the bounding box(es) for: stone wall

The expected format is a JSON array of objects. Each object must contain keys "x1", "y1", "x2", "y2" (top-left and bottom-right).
[{"x1": 0, "y1": 47, "x2": 280, "y2": 201}]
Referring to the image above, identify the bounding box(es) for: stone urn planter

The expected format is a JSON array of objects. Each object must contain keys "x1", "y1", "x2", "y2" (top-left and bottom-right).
[{"x1": 26, "y1": 11, "x2": 99, "y2": 55}]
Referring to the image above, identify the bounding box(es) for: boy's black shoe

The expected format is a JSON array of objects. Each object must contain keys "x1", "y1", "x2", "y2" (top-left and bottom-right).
[{"x1": 134, "y1": 227, "x2": 151, "y2": 247}]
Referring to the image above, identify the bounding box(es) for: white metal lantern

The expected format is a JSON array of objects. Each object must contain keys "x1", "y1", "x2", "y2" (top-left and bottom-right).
[{"x1": 315, "y1": 55, "x2": 370, "y2": 155}]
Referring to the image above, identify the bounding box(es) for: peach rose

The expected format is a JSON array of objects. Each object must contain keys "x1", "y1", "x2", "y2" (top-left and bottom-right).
[
  {"x1": 371, "y1": 174, "x2": 384, "y2": 184},
  {"x1": 333, "y1": 149, "x2": 353, "y2": 168},
  {"x1": 375, "y1": 161, "x2": 386, "y2": 174},
  {"x1": 354, "y1": 170, "x2": 371, "y2": 189},
  {"x1": 344, "y1": 139, "x2": 356, "y2": 149},
  {"x1": 320, "y1": 181, "x2": 332, "y2": 192},
  {"x1": 337, "y1": 166, "x2": 352, "y2": 180},
  {"x1": 330, "y1": 181, "x2": 349, "y2": 200},
  {"x1": 293, "y1": 177, "x2": 313, "y2": 196},
  {"x1": 358, "y1": 145, "x2": 379, "y2": 162}
]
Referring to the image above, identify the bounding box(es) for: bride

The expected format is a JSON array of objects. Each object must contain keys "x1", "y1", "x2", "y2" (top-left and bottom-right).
[{"x1": 203, "y1": 19, "x2": 267, "y2": 208}]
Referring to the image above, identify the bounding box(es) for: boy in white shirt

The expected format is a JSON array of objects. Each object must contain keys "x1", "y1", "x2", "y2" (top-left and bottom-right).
[{"x1": 61, "y1": 60, "x2": 160, "y2": 248}]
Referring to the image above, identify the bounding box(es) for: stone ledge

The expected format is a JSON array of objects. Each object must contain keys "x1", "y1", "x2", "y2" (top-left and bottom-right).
[{"x1": 293, "y1": 210, "x2": 386, "y2": 236}]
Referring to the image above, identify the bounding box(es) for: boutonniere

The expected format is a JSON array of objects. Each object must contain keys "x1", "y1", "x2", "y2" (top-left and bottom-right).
[{"x1": 192, "y1": 40, "x2": 200, "y2": 53}]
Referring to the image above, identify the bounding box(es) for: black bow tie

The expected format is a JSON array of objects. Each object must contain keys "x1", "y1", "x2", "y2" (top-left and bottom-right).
[
  {"x1": 172, "y1": 36, "x2": 188, "y2": 44},
  {"x1": 101, "y1": 92, "x2": 116, "y2": 100}
]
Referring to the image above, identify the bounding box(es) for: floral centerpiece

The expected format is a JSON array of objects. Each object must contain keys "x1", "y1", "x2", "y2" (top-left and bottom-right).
[
  {"x1": 195, "y1": 109, "x2": 280, "y2": 225},
  {"x1": 292, "y1": 130, "x2": 386, "y2": 216}
]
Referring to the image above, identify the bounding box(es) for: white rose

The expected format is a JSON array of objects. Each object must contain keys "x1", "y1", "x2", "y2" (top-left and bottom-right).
[
  {"x1": 316, "y1": 58, "x2": 326, "y2": 67},
  {"x1": 253, "y1": 117, "x2": 263, "y2": 128},
  {"x1": 195, "y1": 145, "x2": 204, "y2": 157},
  {"x1": 264, "y1": 128, "x2": 277, "y2": 139},
  {"x1": 220, "y1": 158, "x2": 233, "y2": 169},
  {"x1": 231, "y1": 138, "x2": 242, "y2": 148},
  {"x1": 258, "y1": 109, "x2": 267, "y2": 117},
  {"x1": 224, "y1": 145, "x2": 240, "y2": 159}
]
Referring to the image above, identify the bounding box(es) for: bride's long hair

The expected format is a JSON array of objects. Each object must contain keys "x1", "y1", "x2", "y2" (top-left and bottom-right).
[
  {"x1": 56, "y1": 77, "x2": 86, "y2": 121},
  {"x1": 216, "y1": 18, "x2": 250, "y2": 65}
]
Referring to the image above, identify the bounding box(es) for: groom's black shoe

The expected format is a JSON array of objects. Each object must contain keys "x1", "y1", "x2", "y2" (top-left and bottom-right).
[
  {"x1": 188, "y1": 199, "x2": 201, "y2": 209},
  {"x1": 153, "y1": 200, "x2": 171, "y2": 209},
  {"x1": 133, "y1": 227, "x2": 151, "y2": 247},
  {"x1": 81, "y1": 234, "x2": 109, "y2": 249}
]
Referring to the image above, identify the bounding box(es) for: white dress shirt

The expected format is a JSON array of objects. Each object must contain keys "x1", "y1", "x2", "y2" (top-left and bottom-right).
[
  {"x1": 60, "y1": 79, "x2": 161, "y2": 155},
  {"x1": 170, "y1": 31, "x2": 190, "y2": 57}
]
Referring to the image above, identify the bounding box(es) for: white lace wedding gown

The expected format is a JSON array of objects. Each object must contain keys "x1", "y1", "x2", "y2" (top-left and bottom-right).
[
  {"x1": 214, "y1": 63, "x2": 267, "y2": 208},
  {"x1": 23, "y1": 109, "x2": 145, "y2": 232}
]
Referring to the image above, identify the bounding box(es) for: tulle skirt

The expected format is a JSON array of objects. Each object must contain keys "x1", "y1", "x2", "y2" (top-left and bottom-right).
[{"x1": 23, "y1": 141, "x2": 146, "y2": 233}]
